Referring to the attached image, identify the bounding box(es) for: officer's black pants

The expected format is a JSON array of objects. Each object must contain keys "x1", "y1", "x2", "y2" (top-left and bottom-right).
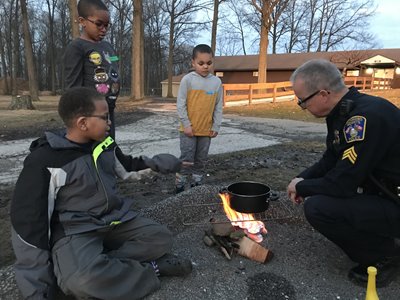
[{"x1": 304, "y1": 194, "x2": 400, "y2": 265}]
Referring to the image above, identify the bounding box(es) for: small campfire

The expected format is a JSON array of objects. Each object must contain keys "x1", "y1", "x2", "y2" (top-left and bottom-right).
[
  {"x1": 202, "y1": 193, "x2": 273, "y2": 264},
  {"x1": 220, "y1": 192, "x2": 267, "y2": 243}
]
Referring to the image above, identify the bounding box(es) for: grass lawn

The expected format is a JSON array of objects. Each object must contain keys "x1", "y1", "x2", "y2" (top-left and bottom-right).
[{"x1": 223, "y1": 89, "x2": 400, "y2": 122}]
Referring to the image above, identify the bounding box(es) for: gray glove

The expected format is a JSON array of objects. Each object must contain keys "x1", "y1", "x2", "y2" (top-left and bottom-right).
[{"x1": 143, "y1": 154, "x2": 182, "y2": 174}]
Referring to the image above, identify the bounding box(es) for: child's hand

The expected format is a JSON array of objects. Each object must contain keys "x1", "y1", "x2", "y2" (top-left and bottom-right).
[
  {"x1": 143, "y1": 154, "x2": 182, "y2": 174},
  {"x1": 184, "y1": 126, "x2": 194, "y2": 137},
  {"x1": 210, "y1": 131, "x2": 218, "y2": 138}
]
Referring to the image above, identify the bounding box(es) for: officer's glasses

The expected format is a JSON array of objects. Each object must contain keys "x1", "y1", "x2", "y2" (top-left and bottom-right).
[{"x1": 297, "y1": 90, "x2": 321, "y2": 109}]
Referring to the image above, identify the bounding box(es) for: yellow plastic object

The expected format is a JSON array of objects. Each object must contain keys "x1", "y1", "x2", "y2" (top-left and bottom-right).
[{"x1": 365, "y1": 266, "x2": 379, "y2": 300}]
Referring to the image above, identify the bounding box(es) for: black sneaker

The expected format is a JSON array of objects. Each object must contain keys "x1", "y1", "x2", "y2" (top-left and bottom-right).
[
  {"x1": 155, "y1": 254, "x2": 192, "y2": 277},
  {"x1": 175, "y1": 186, "x2": 185, "y2": 194},
  {"x1": 348, "y1": 257, "x2": 400, "y2": 287}
]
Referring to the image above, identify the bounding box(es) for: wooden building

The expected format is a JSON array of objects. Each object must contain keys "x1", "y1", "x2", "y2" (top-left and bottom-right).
[{"x1": 161, "y1": 48, "x2": 400, "y2": 97}]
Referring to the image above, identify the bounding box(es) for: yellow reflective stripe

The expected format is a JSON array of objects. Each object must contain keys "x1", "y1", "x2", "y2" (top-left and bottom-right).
[
  {"x1": 110, "y1": 221, "x2": 122, "y2": 226},
  {"x1": 92, "y1": 136, "x2": 115, "y2": 168}
]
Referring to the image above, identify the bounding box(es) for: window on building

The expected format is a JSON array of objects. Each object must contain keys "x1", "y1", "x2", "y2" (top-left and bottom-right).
[{"x1": 346, "y1": 70, "x2": 360, "y2": 77}]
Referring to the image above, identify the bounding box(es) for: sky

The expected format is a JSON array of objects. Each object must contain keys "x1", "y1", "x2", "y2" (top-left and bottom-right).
[
  {"x1": 369, "y1": 0, "x2": 400, "y2": 48},
  {"x1": 198, "y1": 0, "x2": 400, "y2": 52}
]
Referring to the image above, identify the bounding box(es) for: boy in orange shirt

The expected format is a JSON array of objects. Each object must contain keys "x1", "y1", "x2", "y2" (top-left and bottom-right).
[{"x1": 176, "y1": 44, "x2": 223, "y2": 193}]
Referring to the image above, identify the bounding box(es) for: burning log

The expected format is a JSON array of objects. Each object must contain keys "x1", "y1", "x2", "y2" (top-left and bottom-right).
[
  {"x1": 203, "y1": 229, "x2": 273, "y2": 264},
  {"x1": 202, "y1": 191, "x2": 273, "y2": 263},
  {"x1": 237, "y1": 236, "x2": 273, "y2": 264}
]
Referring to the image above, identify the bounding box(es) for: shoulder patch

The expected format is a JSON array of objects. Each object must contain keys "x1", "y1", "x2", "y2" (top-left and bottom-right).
[{"x1": 343, "y1": 116, "x2": 366, "y2": 143}]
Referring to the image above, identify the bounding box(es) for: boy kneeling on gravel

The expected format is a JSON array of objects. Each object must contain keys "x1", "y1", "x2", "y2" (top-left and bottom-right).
[{"x1": 10, "y1": 87, "x2": 192, "y2": 300}]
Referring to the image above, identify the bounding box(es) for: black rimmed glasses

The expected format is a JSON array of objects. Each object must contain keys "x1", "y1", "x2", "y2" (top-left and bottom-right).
[
  {"x1": 297, "y1": 90, "x2": 321, "y2": 109},
  {"x1": 86, "y1": 113, "x2": 110, "y2": 121},
  {"x1": 84, "y1": 18, "x2": 111, "y2": 30}
]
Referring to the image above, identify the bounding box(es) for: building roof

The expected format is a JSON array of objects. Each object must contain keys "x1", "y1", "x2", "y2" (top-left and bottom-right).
[{"x1": 214, "y1": 48, "x2": 400, "y2": 71}]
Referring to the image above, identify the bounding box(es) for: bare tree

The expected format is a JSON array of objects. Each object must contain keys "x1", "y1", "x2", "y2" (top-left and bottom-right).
[
  {"x1": 20, "y1": 0, "x2": 40, "y2": 100},
  {"x1": 68, "y1": 0, "x2": 79, "y2": 39},
  {"x1": 269, "y1": 0, "x2": 303, "y2": 53},
  {"x1": 163, "y1": 0, "x2": 207, "y2": 98},
  {"x1": 107, "y1": 0, "x2": 134, "y2": 92},
  {"x1": 0, "y1": 1, "x2": 11, "y2": 94},
  {"x1": 220, "y1": 0, "x2": 251, "y2": 55},
  {"x1": 11, "y1": 0, "x2": 20, "y2": 97},
  {"x1": 211, "y1": 0, "x2": 227, "y2": 55},
  {"x1": 292, "y1": 0, "x2": 378, "y2": 52},
  {"x1": 250, "y1": 0, "x2": 289, "y2": 83},
  {"x1": 45, "y1": 0, "x2": 58, "y2": 94},
  {"x1": 279, "y1": 0, "x2": 308, "y2": 53},
  {"x1": 143, "y1": 0, "x2": 169, "y2": 95},
  {"x1": 330, "y1": 50, "x2": 370, "y2": 75},
  {"x1": 132, "y1": 0, "x2": 144, "y2": 100}
]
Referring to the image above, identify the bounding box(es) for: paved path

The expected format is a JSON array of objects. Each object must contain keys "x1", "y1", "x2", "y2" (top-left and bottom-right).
[{"x1": 0, "y1": 103, "x2": 326, "y2": 184}]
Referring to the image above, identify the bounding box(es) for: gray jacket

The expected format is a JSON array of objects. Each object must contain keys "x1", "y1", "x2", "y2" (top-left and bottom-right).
[{"x1": 10, "y1": 131, "x2": 180, "y2": 299}]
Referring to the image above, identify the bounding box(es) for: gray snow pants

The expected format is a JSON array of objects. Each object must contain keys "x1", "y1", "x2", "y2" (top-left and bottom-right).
[
  {"x1": 176, "y1": 133, "x2": 211, "y2": 187},
  {"x1": 52, "y1": 215, "x2": 172, "y2": 300}
]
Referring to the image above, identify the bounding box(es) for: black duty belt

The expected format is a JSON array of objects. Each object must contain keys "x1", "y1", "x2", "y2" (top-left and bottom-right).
[{"x1": 368, "y1": 174, "x2": 400, "y2": 205}]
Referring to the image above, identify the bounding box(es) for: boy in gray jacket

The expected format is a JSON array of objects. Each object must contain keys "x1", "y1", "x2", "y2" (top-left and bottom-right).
[{"x1": 11, "y1": 87, "x2": 192, "y2": 300}]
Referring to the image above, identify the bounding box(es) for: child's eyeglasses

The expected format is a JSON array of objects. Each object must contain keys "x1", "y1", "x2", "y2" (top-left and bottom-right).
[
  {"x1": 84, "y1": 18, "x2": 111, "y2": 30},
  {"x1": 86, "y1": 114, "x2": 110, "y2": 121}
]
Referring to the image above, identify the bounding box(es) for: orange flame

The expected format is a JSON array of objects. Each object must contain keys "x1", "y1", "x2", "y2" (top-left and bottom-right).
[{"x1": 219, "y1": 193, "x2": 267, "y2": 238}]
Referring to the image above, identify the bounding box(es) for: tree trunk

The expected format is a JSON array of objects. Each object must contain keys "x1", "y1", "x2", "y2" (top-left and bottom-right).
[
  {"x1": 257, "y1": 3, "x2": 269, "y2": 83},
  {"x1": 0, "y1": 33, "x2": 10, "y2": 94},
  {"x1": 166, "y1": 7, "x2": 175, "y2": 98},
  {"x1": 20, "y1": 0, "x2": 40, "y2": 101},
  {"x1": 9, "y1": 95, "x2": 35, "y2": 110},
  {"x1": 68, "y1": 0, "x2": 80, "y2": 38},
  {"x1": 211, "y1": 0, "x2": 219, "y2": 55},
  {"x1": 11, "y1": 0, "x2": 19, "y2": 97},
  {"x1": 132, "y1": 0, "x2": 144, "y2": 100},
  {"x1": 46, "y1": 1, "x2": 56, "y2": 95}
]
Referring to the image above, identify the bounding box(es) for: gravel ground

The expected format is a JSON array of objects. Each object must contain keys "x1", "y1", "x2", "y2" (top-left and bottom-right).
[{"x1": 1, "y1": 101, "x2": 399, "y2": 299}]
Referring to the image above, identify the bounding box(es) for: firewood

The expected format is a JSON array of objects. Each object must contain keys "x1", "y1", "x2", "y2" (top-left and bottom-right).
[
  {"x1": 205, "y1": 230, "x2": 232, "y2": 260},
  {"x1": 229, "y1": 230, "x2": 246, "y2": 240},
  {"x1": 236, "y1": 236, "x2": 273, "y2": 264},
  {"x1": 203, "y1": 235, "x2": 214, "y2": 247},
  {"x1": 211, "y1": 222, "x2": 234, "y2": 237}
]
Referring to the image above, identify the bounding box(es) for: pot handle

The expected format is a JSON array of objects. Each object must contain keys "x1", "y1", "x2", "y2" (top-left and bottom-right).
[
  {"x1": 270, "y1": 191, "x2": 280, "y2": 201},
  {"x1": 219, "y1": 187, "x2": 228, "y2": 194}
]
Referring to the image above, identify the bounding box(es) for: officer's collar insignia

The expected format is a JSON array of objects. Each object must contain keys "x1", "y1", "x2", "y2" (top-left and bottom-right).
[
  {"x1": 342, "y1": 146, "x2": 357, "y2": 164},
  {"x1": 333, "y1": 130, "x2": 340, "y2": 144},
  {"x1": 344, "y1": 116, "x2": 366, "y2": 143}
]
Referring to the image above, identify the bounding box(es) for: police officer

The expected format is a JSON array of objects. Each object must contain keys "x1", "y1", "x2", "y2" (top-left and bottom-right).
[{"x1": 287, "y1": 59, "x2": 400, "y2": 287}]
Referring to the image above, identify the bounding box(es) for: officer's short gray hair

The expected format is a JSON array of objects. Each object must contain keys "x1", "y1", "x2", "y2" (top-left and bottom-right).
[{"x1": 290, "y1": 59, "x2": 346, "y2": 93}]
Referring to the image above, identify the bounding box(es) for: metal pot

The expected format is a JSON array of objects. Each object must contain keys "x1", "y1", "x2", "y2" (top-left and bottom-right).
[{"x1": 220, "y1": 181, "x2": 279, "y2": 213}]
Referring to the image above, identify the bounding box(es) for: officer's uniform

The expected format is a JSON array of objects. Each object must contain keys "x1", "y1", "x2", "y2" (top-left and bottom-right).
[{"x1": 296, "y1": 86, "x2": 400, "y2": 265}]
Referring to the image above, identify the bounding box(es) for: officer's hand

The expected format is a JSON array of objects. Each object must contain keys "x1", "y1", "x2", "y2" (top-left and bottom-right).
[{"x1": 287, "y1": 177, "x2": 304, "y2": 204}]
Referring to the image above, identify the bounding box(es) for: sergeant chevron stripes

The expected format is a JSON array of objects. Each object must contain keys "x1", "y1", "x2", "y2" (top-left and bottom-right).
[{"x1": 342, "y1": 146, "x2": 357, "y2": 164}]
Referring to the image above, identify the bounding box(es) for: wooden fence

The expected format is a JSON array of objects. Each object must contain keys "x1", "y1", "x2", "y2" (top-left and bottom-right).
[
  {"x1": 343, "y1": 76, "x2": 392, "y2": 91},
  {"x1": 222, "y1": 81, "x2": 294, "y2": 107},
  {"x1": 223, "y1": 77, "x2": 392, "y2": 107}
]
